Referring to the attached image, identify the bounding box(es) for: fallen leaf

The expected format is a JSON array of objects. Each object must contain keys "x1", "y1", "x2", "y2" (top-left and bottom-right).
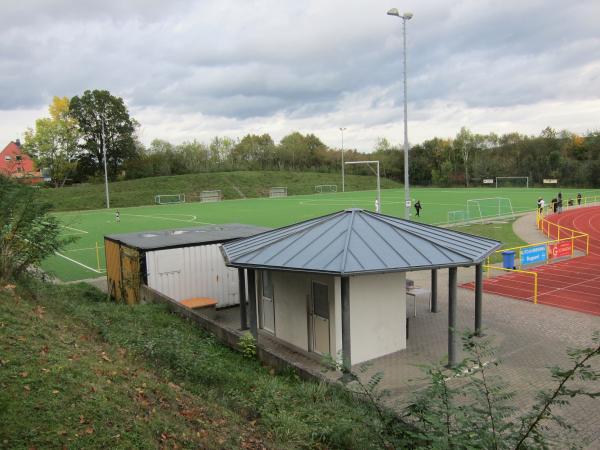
[
  {"x1": 79, "y1": 416, "x2": 85, "y2": 424},
  {"x1": 19, "y1": 371, "x2": 28, "y2": 378},
  {"x1": 100, "y1": 352, "x2": 111, "y2": 362},
  {"x1": 23, "y1": 385, "x2": 30, "y2": 391},
  {"x1": 52, "y1": 390, "x2": 59, "y2": 394},
  {"x1": 85, "y1": 427, "x2": 94, "y2": 435},
  {"x1": 33, "y1": 305, "x2": 45, "y2": 319}
]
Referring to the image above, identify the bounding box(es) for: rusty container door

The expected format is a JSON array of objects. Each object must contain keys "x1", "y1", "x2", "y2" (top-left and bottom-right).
[
  {"x1": 104, "y1": 239, "x2": 122, "y2": 302},
  {"x1": 120, "y1": 246, "x2": 141, "y2": 305}
]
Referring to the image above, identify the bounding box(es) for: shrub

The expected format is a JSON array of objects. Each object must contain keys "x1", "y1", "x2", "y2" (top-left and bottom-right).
[{"x1": 0, "y1": 175, "x2": 71, "y2": 282}]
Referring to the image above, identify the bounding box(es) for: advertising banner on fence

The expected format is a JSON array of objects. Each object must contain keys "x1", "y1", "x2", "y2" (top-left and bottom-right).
[
  {"x1": 549, "y1": 241, "x2": 572, "y2": 259},
  {"x1": 520, "y1": 245, "x2": 547, "y2": 266}
]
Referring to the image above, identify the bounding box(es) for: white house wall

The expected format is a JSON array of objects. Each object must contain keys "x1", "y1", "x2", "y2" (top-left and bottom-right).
[
  {"x1": 264, "y1": 271, "x2": 336, "y2": 355},
  {"x1": 146, "y1": 244, "x2": 239, "y2": 307},
  {"x1": 349, "y1": 273, "x2": 406, "y2": 364}
]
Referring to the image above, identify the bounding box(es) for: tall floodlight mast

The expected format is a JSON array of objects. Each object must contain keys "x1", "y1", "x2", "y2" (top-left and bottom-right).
[{"x1": 387, "y1": 8, "x2": 413, "y2": 219}]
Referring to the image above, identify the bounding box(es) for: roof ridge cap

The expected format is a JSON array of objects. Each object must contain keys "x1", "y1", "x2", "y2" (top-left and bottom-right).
[{"x1": 340, "y1": 209, "x2": 356, "y2": 275}]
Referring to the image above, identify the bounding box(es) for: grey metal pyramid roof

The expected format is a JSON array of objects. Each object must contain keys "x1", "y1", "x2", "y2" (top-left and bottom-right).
[{"x1": 221, "y1": 209, "x2": 502, "y2": 275}]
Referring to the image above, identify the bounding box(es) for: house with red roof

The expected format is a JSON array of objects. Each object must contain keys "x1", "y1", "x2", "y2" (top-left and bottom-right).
[{"x1": 0, "y1": 140, "x2": 43, "y2": 184}]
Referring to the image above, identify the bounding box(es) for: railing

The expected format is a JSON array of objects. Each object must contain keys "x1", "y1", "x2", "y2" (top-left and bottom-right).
[
  {"x1": 536, "y1": 211, "x2": 590, "y2": 255},
  {"x1": 483, "y1": 265, "x2": 539, "y2": 304}
]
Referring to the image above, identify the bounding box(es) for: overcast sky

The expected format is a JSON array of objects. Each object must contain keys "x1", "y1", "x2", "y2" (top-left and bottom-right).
[{"x1": 1, "y1": 0, "x2": 599, "y2": 151}]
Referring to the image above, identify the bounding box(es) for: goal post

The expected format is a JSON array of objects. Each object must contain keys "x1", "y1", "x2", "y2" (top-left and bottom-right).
[
  {"x1": 200, "y1": 190, "x2": 222, "y2": 202},
  {"x1": 466, "y1": 197, "x2": 515, "y2": 223},
  {"x1": 314, "y1": 184, "x2": 338, "y2": 193},
  {"x1": 269, "y1": 187, "x2": 287, "y2": 198},
  {"x1": 154, "y1": 193, "x2": 185, "y2": 204},
  {"x1": 345, "y1": 161, "x2": 381, "y2": 212},
  {"x1": 495, "y1": 177, "x2": 529, "y2": 188}
]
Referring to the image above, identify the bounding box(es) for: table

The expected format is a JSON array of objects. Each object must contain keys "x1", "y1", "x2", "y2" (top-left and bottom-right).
[{"x1": 406, "y1": 288, "x2": 431, "y2": 317}]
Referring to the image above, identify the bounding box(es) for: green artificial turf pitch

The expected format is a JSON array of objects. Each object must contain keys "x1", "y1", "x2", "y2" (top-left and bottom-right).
[{"x1": 45, "y1": 187, "x2": 600, "y2": 281}]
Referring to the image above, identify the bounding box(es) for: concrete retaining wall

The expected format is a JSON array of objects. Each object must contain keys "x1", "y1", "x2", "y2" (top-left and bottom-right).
[{"x1": 140, "y1": 284, "x2": 329, "y2": 383}]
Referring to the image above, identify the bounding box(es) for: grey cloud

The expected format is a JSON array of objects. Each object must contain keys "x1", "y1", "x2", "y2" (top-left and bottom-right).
[{"x1": 0, "y1": 0, "x2": 599, "y2": 127}]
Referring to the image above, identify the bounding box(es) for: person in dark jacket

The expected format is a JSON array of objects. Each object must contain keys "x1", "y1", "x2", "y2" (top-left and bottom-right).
[
  {"x1": 577, "y1": 193, "x2": 582, "y2": 205},
  {"x1": 551, "y1": 198, "x2": 558, "y2": 213},
  {"x1": 414, "y1": 200, "x2": 422, "y2": 217},
  {"x1": 557, "y1": 192, "x2": 563, "y2": 213}
]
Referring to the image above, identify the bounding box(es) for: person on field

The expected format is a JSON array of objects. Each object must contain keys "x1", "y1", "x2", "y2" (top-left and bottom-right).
[
  {"x1": 374, "y1": 198, "x2": 380, "y2": 213},
  {"x1": 557, "y1": 192, "x2": 563, "y2": 213},
  {"x1": 540, "y1": 198, "x2": 545, "y2": 212},
  {"x1": 115, "y1": 210, "x2": 121, "y2": 223},
  {"x1": 537, "y1": 198, "x2": 542, "y2": 213},
  {"x1": 414, "y1": 200, "x2": 422, "y2": 217},
  {"x1": 551, "y1": 197, "x2": 558, "y2": 213},
  {"x1": 577, "y1": 192, "x2": 582, "y2": 205}
]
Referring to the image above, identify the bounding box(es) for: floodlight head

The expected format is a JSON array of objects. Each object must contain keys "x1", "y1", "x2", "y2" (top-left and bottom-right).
[
  {"x1": 387, "y1": 8, "x2": 400, "y2": 17},
  {"x1": 403, "y1": 12, "x2": 413, "y2": 20}
]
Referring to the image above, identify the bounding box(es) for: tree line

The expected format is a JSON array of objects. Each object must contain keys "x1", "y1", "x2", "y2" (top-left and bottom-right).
[{"x1": 23, "y1": 91, "x2": 600, "y2": 187}]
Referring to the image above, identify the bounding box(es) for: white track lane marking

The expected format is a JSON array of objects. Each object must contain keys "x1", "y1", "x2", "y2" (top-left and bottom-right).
[{"x1": 55, "y1": 252, "x2": 102, "y2": 274}]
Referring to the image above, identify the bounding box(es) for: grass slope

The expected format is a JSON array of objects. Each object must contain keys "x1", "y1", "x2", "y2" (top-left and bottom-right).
[
  {"x1": 39, "y1": 171, "x2": 401, "y2": 211},
  {"x1": 0, "y1": 281, "x2": 412, "y2": 449}
]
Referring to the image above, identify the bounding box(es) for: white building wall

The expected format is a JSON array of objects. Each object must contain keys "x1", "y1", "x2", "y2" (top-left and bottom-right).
[
  {"x1": 349, "y1": 273, "x2": 406, "y2": 365},
  {"x1": 266, "y1": 271, "x2": 336, "y2": 355},
  {"x1": 146, "y1": 244, "x2": 239, "y2": 307}
]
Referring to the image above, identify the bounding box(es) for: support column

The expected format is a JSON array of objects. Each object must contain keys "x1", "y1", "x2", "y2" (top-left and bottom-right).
[
  {"x1": 238, "y1": 268, "x2": 248, "y2": 331},
  {"x1": 431, "y1": 269, "x2": 438, "y2": 313},
  {"x1": 341, "y1": 276, "x2": 351, "y2": 372},
  {"x1": 247, "y1": 269, "x2": 258, "y2": 339},
  {"x1": 475, "y1": 263, "x2": 483, "y2": 336},
  {"x1": 448, "y1": 267, "x2": 457, "y2": 368}
]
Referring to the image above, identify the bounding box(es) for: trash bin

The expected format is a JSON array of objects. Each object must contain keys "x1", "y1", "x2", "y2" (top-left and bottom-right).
[{"x1": 502, "y1": 250, "x2": 516, "y2": 269}]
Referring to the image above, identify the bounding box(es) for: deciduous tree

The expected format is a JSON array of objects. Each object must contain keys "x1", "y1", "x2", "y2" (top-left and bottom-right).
[{"x1": 69, "y1": 90, "x2": 138, "y2": 180}]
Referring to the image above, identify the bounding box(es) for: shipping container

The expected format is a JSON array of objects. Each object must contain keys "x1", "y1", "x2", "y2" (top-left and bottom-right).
[{"x1": 104, "y1": 224, "x2": 268, "y2": 306}]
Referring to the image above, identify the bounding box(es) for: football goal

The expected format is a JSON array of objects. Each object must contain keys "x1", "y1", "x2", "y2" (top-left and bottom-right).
[
  {"x1": 495, "y1": 177, "x2": 529, "y2": 188},
  {"x1": 467, "y1": 197, "x2": 515, "y2": 223},
  {"x1": 447, "y1": 210, "x2": 466, "y2": 225},
  {"x1": 315, "y1": 184, "x2": 338, "y2": 193},
  {"x1": 200, "y1": 190, "x2": 222, "y2": 202},
  {"x1": 155, "y1": 193, "x2": 185, "y2": 205},
  {"x1": 269, "y1": 187, "x2": 287, "y2": 198}
]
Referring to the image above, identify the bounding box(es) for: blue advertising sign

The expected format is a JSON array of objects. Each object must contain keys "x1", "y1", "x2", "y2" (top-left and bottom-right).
[{"x1": 520, "y1": 245, "x2": 547, "y2": 266}]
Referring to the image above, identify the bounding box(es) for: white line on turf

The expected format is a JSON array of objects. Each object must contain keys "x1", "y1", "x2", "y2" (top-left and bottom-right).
[
  {"x1": 55, "y1": 252, "x2": 102, "y2": 273},
  {"x1": 121, "y1": 213, "x2": 212, "y2": 224},
  {"x1": 61, "y1": 225, "x2": 89, "y2": 234}
]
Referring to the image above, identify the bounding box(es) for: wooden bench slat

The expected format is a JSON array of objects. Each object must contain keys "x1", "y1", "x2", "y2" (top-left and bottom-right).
[{"x1": 180, "y1": 297, "x2": 218, "y2": 309}]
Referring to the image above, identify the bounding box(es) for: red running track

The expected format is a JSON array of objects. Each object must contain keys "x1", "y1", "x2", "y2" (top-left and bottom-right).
[{"x1": 462, "y1": 206, "x2": 600, "y2": 316}]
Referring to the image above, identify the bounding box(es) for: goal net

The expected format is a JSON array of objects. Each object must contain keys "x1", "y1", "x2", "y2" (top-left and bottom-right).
[
  {"x1": 467, "y1": 197, "x2": 515, "y2": 222},
  {"x1": 447, "y1": 210, "x2": 466, "y2": 225},
  {"x1": 269, "y1": 187, "x2": 287, "y2": 198},
  {"x1": 200, "y1": 190, "x2": 222, "y2": 202},
  {"x1": 315, "y1": 184, "x2": 338, "y2": 193},
  {"x1": 155, "y1": 193, "x2": 185, "y2": 204},
  {"x1": 495, "y1": 177, "x2": 529, "y2": 188}
]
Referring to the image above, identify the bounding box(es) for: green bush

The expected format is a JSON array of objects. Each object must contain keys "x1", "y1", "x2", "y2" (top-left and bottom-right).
[{"x1": 0, "y1": 176, "x2": 71, "y2": 282}]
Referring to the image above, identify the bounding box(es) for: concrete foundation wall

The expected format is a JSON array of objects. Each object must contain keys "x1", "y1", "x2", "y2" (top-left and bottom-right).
[{"x1": 349, "y1": 273, "x2": 406, "y2": 364}]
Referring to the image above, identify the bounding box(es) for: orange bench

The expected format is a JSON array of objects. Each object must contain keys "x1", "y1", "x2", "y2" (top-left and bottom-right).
[{"x1": 180, "y1": 297, "x2": 218, "y2": 319}]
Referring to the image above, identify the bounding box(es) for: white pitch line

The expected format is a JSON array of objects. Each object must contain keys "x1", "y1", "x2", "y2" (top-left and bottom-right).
[
  {"x1": 61, "y1": 225, "x2": 89, "y2": 234},
  {"x1": 55, "y1": 252, "x2": 102, "y2": 274},
  {"x1": 122, "y1": 213, "x2": 212, "y2": 225}
]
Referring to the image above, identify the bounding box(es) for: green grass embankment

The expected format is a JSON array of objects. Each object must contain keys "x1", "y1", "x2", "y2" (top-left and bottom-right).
[
  {"x1": 39, "y1": 171, "x2": 401, "y2": 211},
  {"x1": 0, "y1": 281, "x2": 412, "y2": 449}
]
